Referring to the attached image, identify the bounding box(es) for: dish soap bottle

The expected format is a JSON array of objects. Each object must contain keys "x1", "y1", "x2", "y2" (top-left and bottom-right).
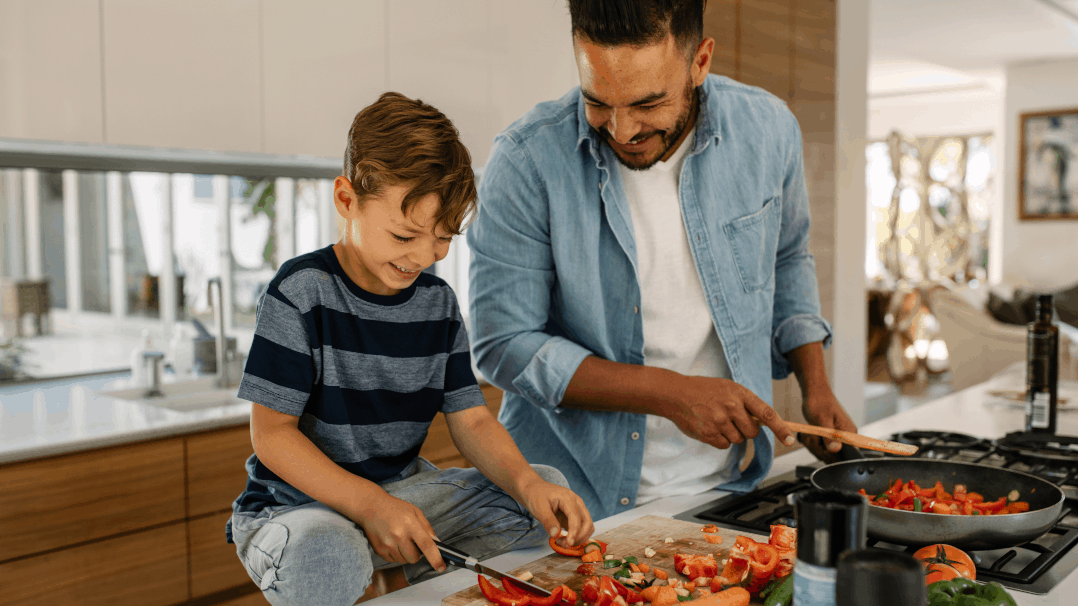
[
  {"x1": 129, "y1": 329, "x2": 153, "y2": 387},
  {"x1": 1025, "y1": 294, "x2": 1059, "y2": 434}
]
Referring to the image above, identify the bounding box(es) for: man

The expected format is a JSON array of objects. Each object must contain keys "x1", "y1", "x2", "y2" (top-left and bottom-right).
[{"x1": 467, "y1": 0, "x2": 857, "y2": 521}]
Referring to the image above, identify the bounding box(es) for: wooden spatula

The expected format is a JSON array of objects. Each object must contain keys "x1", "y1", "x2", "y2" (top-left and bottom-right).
[
  {"x1": 784, "y1": 420, "x2": 918, "y2": 456},
  {"x1": 752, "y1": 416, "x2": 917, "y2": 456}
]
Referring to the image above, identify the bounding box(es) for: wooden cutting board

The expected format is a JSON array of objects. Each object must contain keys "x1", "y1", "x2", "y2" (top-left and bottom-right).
[{"x1": 441, "y1": 515, "x2": 771, "y2": 605}]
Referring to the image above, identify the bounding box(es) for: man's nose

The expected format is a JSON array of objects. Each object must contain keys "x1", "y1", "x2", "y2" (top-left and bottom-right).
[{"x1": 607, "y1": 109, "x2": 641, "y2": 145}]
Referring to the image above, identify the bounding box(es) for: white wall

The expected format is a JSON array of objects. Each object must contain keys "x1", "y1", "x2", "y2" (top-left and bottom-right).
[
  {"x1": 0, "y1": 0, "x2": 578, "y2": 166},
  {"x1": 869, "y1": 87, "x2": 1001, "y2": 140},
  {"x1": 833, "y1": 0, "x2": 870, "y2": 425},
  {"x1": 1001, "y1": 57, "x2": 1078, "y2": 291}
]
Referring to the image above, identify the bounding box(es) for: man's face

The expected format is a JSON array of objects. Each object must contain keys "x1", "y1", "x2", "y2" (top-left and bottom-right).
[{"x1": 574, "y1": 32, "x2": 710, "y2": 170}]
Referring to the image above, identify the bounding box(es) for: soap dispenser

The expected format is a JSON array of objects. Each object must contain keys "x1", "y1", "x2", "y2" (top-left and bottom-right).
[{"x1": 130, "y1": 329, "x2": 153, "y2": 387}]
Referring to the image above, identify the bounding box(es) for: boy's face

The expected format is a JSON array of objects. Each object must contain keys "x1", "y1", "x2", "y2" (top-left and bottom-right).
[
  {"x1": 574, "y1": 32, "x2": 712, "y2": 170},
  {"x1": 333, "y1": 178, "x2": 452, "y2": 296}
]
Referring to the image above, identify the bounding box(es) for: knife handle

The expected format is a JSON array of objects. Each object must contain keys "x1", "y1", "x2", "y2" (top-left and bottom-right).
[{"x1": 433, "y1": 540, "x2": 473, "y2": 570}]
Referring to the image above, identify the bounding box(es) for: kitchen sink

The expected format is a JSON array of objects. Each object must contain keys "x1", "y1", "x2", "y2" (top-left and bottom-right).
[{"x1": 98, "y1": 376, "x2": 244, "y2": 412}]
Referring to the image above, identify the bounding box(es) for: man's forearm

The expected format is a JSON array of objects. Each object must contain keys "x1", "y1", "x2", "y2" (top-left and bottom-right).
[
  {"x1": 560, "y1": 355, "x2": 681, "y2": 416},
  {"x1": 784, "y1": 341, "x2": 832, "y2": 399}
]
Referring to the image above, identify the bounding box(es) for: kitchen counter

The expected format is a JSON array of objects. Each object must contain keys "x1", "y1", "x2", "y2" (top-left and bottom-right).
[
  {"x1": 366, "y1": 365, "x2": 1078, "y2": 605},
  {"x1": 0, "y1": 371, "x2": 249, "y2": 465}
]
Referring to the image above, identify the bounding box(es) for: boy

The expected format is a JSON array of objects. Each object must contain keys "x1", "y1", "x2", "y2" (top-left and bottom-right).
[{"x1": 227, "y1": 92, "x2": 594, "y2": 606}]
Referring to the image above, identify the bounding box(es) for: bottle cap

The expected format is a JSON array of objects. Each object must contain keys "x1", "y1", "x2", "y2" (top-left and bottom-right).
[
  {"x1": 794, "y1": 489, "x2": 868, "y2": 567},
  {"x1": 836, "y1": 549, "x2": 926, "y2": 606}
]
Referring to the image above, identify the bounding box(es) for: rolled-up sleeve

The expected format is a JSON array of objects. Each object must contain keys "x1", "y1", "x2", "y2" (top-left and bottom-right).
[
  {"x1": 770, "y1": 113, "x2": 833, "y2": 380},
  {"x1": 467, "y1": 135, "x2": 594, "y2": 411}
]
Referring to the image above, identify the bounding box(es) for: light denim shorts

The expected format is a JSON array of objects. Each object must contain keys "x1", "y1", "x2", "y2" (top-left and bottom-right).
[{"x1": 230, "y1": 457, "x2": 567, "y2": 606}]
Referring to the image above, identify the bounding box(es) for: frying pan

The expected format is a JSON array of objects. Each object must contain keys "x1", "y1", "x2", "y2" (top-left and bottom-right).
[{"x1": 810, "y1": 458, "x2": 1066, "y2": 550}]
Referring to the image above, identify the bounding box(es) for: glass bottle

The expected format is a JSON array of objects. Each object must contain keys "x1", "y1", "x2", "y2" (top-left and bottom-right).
[
  {"x1": 1025, "y1": 294, "x2": 1059, "y2": 434},
  {"x1": 792, "y1": 490, "x2": 868, "y2": 606}
]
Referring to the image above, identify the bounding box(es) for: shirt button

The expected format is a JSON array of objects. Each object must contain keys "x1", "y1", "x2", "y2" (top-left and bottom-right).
[
  {"x1": 633, "y1": 306, "x2": 639, "y2": 314},
  {"x1": 631, "y1": 432, "x2": 640, "y2": 440},
  {"x1": 621, "y1": 497, "x2": 630, "y2": 506}
]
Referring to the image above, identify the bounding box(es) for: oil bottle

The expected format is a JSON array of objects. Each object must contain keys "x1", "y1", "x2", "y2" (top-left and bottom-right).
[{"x1": 1025, "y1": 294, "x2": 1059, "y2": 434}]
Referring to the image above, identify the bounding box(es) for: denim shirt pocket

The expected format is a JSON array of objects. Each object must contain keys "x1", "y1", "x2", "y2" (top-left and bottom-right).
[{"x1": 723, "y1": 196, "x2": 781, "y2": 293}]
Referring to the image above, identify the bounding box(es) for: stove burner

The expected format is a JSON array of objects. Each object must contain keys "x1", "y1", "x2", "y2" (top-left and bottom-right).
[
  {"x1": 997, "y1": 432, "x2": 1078, "y2": 465},
  {"x1": 890, "y1": 431, "x2": 994, "y2": 458}
]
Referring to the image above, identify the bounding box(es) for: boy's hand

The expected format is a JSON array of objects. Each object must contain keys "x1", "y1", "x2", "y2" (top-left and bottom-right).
[
  {"x1": 352, "y1": 491, "x2": 447, "y2": 573},
  {"x1": 517, "y1": 478, "x2": 594, "y2": 549}
]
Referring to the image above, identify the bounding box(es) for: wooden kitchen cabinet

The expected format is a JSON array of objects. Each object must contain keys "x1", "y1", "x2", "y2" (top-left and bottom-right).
[
  {"x1": 190, "y1": 511, "x2": 252, "y2": 598},
  {"x1": 0, "y1": 437, "x2": 186, "y2": 561},
  {"x1": 187, "y1": 425, "x2": 254, "y2": 517},
  {"x1": 0, "y1": 521, "x2": 188, "y2": 606}
]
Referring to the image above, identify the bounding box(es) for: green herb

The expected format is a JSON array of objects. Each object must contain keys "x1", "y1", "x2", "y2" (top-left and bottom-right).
[
  {"x1": 677, "y1": 597, "x2": 693, "y2": 602},
  {"x1": 602, "y1": 559, "x2": 623, "y2": 569},
  {"x1": 612, "y1": 568, "x2": 631, "y2": 579},
  {"x1": 914, "y1": 498, "x2": 922, "y2": 512},
  {"x1": 622, "y1": 556, "x2": 639, "y2": 564}
]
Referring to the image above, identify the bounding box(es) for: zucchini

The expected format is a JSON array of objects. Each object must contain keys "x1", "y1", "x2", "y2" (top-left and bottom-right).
[{"x1": 763, "y1": 575, "x2": 793, "y2": 606}]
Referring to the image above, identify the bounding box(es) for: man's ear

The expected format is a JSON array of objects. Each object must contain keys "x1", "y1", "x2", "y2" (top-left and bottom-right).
[
  {"x1": 691, "y1": 37, "x2": 715, "y2": 86},
  {"x1": 333, "y1": 176, "x2": 359, "y2": 217}
]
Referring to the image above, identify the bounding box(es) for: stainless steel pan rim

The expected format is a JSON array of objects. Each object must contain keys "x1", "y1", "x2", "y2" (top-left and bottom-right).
[{"x1": 809, "y1": 458, "x2": 1066, "y2": 550}]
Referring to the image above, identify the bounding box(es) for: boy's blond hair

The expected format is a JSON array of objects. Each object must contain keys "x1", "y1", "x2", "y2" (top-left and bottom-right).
[{"x1": 337, "y1": 92, "x2": 477, "y2": 240}]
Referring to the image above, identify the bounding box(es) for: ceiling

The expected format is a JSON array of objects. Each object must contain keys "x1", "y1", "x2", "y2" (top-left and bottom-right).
[{"x1": 869, "y1": 0, "x2": 1078, "y2": 96}]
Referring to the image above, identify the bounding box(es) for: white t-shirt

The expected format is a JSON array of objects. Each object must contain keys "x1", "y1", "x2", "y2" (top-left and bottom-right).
[{"x1": 617, "y1": 128, "x2": 737, "y2": 506}]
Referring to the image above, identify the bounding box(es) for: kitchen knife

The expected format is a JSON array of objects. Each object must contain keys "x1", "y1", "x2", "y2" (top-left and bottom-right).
[{"x1": 433, "y1": 539, "x2": 552, "y2": 597}]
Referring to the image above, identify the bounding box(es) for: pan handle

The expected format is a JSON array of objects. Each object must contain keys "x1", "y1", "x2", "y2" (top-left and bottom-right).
[{"x1": 837, "y1": 443, "x2": 864, "y2": 461}]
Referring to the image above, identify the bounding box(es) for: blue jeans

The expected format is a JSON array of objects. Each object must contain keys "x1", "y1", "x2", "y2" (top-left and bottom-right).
[{"x1": 230, "y1": 457, "x2": 567, "y2": 606}]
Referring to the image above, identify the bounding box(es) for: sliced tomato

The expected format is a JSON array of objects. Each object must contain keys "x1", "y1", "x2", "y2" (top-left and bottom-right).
[{"x1": 576, "y1": 563, "x2": 596, "y2": 576}]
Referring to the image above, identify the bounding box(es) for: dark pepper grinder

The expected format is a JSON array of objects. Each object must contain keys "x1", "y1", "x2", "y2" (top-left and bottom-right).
[
  {"x1": 792, "y1": 489, "x2": 867, "y2": 606},
  {"x1": 835, "y1": 549, "x2": 926, "y2": 606},
  {"x1": 1026, "y1": 293, "x2": 1059, "y2": 434}
]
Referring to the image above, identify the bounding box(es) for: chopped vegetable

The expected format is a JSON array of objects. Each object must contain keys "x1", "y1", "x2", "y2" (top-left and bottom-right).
[
  {"x1": 581, "y1": 550, "x2": 603, "y2": 563},
  {"x1": 516, "y1": 571, "x2": 534, "y2": 582},
  {"x1": 927, "y1": 578, "x2": 1016, "y2": 606},
  {"x1": 702, "y1": 524, "x2": 720, "y2": 533},
  {"x1": 638, "y1": 563, "x2": 650, "y2": 574},
  {"x1": 644, "y1": 547, "x2": 657, "y2": 558},
  {"x1": 604, "y1": 559, "x2": 624, "y2": 569},
  {"x1": 665, "y1": 537, "x2": 675, "y2": 544},
  {"x1": 860, "y1": 481, "x2": 1030, "y2": 516},
  {"x1": 654, "y1": 568, "x2": 669, "y2": 580},
  {"x1": 623, "y1": 556, "x2": 639, "y2": 564}
]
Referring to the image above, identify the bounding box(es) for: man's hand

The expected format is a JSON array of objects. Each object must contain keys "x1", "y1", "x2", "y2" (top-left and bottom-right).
[
  {"x1": 516, "y1": 476, "x2": 595, "y2": 549},
  {"x1": 350, "y1": 491, "x2": 447, "y2": 573},
  {"x1": 800, "y1": 390, "x2": 858, "y2": 463},
  {"x1": 665, "y1": 376, "x2": 797, "y2": 450}
]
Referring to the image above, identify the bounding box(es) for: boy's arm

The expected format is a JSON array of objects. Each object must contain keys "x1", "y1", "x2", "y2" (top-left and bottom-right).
[
  {"x1": 250, "y1": 402, "x2": 446, "y2": 571},
  {"x1": 444, "y1": 405, "x2": 593, "y2": 547}
]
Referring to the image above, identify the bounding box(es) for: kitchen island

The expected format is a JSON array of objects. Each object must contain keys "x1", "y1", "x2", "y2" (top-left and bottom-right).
[{"x1": 365, "y1": 364, "x2": 1078, "y2": 606}]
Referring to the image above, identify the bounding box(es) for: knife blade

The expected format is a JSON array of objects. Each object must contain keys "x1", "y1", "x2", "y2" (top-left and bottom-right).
[{"x1": 433, "y1": 540, "x2": 552, "y2": 597}]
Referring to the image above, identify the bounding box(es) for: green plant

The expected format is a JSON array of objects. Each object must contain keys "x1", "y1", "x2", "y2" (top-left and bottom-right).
[{"x1": 0, "y1": 338, "x2": 32, "y2": 381}]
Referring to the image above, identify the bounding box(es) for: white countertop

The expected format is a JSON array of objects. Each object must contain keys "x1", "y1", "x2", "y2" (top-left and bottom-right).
[
  {"x1": 0, "y1": 372, "x2": 250, "y2": 465},
  {"x1": 366, "y1": 366, "x2": 1078, "y2": 605}
]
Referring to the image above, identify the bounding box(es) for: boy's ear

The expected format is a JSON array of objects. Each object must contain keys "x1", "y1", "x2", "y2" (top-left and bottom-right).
[{"x1": 333, "y1": 176, "x2": 359, "y2": 216}]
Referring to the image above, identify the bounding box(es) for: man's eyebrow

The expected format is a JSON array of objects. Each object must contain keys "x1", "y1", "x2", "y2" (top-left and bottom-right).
[{"x1": 581, "y1": 89, "x2": 667, "y2": 107}]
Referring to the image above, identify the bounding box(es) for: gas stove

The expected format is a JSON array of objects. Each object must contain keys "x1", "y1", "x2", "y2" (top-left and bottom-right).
[{"x1": 674, "y1": 430, "x2": 1078, "y2": 595}]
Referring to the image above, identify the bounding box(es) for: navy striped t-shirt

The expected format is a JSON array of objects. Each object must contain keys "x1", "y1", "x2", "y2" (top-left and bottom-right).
[{"x1": 231, "y1": 245, "x2": 486, "y2": 514}]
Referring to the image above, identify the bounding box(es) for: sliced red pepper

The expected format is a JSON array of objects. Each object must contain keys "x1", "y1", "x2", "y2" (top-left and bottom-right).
[
  {"x1": 768, "y1": 525, "x2": 797, "y2": 551},
  {"x1": 557, "y1": 585, "x2": 577, "y2": 605},
  {"x1": 719, "y1": 553, "x2": 751, "y2": 586},
  {"x1": 581, "y1": 577, "x2": 600, "y2": 603},
  {"x1": 528, "y1": 586, "x2": 565, "y2": 606},
  {"x1": 623, "y1": 586, "x2": 644, "y2": 604},
  {"x1": 972, "y1": 497, "x2": 1008, "y2": 514},
  {"x1": 479, "y1": 574, "x2": 532, "y2": 606},
  {"x1": 600, "y1": 575, "x2": 626, "y2": 598},
  {"x1": 549, "y1": 537, "x2": 587, "y2": 557}
]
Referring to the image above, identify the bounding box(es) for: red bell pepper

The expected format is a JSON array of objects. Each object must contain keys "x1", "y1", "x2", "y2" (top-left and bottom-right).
[
  {"x1": 581, "y1": 577, "x2": 600, "y2": 603},
  {"x1": 479, "y1": 574, "x2": 532, "y2": 606}
]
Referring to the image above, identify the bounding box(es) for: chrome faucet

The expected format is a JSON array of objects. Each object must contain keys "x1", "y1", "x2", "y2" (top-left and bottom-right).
[{"x1": 207, "y1": 277, "x2": 229, "y2": 388}]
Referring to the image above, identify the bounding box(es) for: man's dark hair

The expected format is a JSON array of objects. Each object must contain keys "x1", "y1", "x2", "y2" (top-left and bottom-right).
[{"x1": 568, "y1": 0, "x2": 704, "y2": 58}]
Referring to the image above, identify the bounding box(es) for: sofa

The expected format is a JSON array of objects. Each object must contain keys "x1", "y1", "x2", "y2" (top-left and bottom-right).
[{"x1": 927, "y1": 282, "x2": 1077, "y2": 392}]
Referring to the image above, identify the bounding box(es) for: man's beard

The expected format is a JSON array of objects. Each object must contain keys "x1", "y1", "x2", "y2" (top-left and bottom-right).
[{"x1": 603, "y1": 81, "x2": 696, "y2": 171}]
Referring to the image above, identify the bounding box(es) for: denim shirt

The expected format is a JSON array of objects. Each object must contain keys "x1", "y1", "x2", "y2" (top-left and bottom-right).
[{"x1": 467, "y1": 74, "x2": 832, "y2": 521}]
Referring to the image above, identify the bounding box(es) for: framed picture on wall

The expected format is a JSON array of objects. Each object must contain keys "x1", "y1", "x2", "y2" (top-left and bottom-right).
[{"x1": 1019, "y1": 107, "x2": 1078, "y2": 220}]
